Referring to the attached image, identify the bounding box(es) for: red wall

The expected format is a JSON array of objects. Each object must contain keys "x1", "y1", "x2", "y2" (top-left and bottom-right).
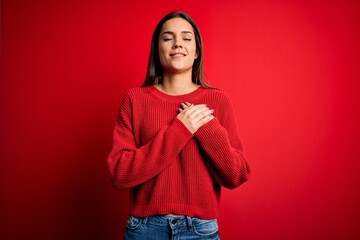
[{"x1": 1, "y1": 0, "x2": 360, "y2": 239}]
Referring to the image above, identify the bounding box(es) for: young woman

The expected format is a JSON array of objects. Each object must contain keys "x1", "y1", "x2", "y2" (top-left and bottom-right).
[{"x1": 107, "y1": 11, "x2": 250, "y2": 240}]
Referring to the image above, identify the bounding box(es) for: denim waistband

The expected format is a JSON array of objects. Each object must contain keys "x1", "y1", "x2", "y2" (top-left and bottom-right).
[
  {"x1": 134, "y1": 215, "x2": 204, "y2": 231},
  {"x1": 144, "y1": 215, "x2": 191, "y2": 226},
  {"x1": 125, "y1": 215, "x2": 219, "y2": 239}
]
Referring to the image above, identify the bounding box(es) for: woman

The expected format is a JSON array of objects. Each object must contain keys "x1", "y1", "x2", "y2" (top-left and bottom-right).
[{"x1": 107, "y1": 11, "x2": 250, "y2": 239}]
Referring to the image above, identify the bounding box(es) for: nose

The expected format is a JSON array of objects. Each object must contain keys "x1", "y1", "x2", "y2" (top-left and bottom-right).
[
  {"x1": 172, "y1": 43, "x2": 183, "y2": 49},
  {"x1": 172, "y1": 37, "x2": 183, "y2": 49}
]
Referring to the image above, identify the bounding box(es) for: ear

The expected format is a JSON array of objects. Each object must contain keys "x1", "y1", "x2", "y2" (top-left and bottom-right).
[{"x1": 195, "y1": 50, "x2": 198, "y2": 59}]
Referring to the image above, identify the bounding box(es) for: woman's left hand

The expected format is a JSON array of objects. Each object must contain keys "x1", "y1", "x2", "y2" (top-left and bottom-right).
[{"x1": 176, "y1": 102, "x2": 214, "y2": 134}]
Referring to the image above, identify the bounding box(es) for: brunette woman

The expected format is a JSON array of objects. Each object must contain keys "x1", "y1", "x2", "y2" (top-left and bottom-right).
[{"x1": 107, "y1": 11, "x2": 250, "y2": 240}]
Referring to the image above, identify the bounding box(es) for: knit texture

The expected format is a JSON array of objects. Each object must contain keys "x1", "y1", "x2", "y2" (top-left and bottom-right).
[{"x1": 107, "y1": 86, "x2": 250, "y2": 219}]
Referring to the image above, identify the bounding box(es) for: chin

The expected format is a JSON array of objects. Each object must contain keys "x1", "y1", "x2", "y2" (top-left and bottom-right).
[{"x1": 167, "y1": 64, "x2": 193, "y2": 73}]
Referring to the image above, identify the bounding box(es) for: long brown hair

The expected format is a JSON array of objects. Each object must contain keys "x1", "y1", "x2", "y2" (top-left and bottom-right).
[{"x1": 142, "y1": 11, "x2": 212, "y2": 88}]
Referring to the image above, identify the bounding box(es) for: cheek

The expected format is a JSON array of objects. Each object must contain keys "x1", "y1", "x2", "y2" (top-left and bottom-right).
[
  {"x1": 189, "y1": 46, "x2": 197, "y2": 58},
  {"x1": 158, "y1": 42, "x2": 171, "y2": 55},
  {"x1": 157, "y1": 45, "x2": 167, "y2": 62},
  {"x1": 158, "y1": 50, "x2": 166, "y2": 63}
]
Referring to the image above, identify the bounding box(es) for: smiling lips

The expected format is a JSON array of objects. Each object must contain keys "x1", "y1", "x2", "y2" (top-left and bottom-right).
[{"x1": 169, "y1": 52, "x2": 186, "y2": 57}]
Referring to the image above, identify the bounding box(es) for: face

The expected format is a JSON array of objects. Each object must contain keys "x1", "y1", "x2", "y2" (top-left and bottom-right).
[{"x1": 158, "y1": 17, "x2": 198, "y2": 74}]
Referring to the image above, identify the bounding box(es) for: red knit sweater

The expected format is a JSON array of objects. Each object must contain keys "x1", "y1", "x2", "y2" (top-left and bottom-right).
[{"x1": 107, "y1": 86, "x2": 250, "y2": 219}]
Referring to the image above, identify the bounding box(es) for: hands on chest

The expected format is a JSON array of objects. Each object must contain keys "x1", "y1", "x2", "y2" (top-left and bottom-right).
[{"x1": 176, "y1": 102, "x2": 214, "y2": 134}]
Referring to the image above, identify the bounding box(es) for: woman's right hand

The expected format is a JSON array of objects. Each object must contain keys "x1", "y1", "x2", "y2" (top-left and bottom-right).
[{"x1": 176, "y1": 103, "x2": 214, "y2": 134}]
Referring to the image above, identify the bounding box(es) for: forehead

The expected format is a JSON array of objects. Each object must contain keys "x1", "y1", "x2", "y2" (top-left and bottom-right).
[{"x1": 160, "y1": 17, "x2": 194, "y2": 33}]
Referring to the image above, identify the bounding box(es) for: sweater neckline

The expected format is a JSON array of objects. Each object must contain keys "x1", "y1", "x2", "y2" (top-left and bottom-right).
[{"x1": 148, "y1": 85, "x2": 206, "y2": 103}]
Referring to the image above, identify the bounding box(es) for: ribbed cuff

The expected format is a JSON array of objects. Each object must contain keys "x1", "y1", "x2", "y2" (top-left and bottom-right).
[
  {"x1": 170, "y1": 118, "x2": 194, "y2": 142},
  {"x1": 195, "y1": 118, "x2": 225, "y2": 141}
]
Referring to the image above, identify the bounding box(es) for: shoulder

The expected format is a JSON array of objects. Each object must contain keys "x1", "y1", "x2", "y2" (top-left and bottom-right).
[
  {"x1": 203, "y1": 87, "x2": 233, "y2": 106},
  {"x1": 121, "y1": 86, "x2": 153, "y2": 101},
  {"x1": 117, "y1": 87, "x2": 152, "y2": 119},
  {"x1": 124, "y1": 86, "x2": 149, "y2": 97}
]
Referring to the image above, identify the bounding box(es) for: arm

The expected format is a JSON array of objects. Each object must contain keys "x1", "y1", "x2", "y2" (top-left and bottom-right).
[
  {"x1": 194, "y1": 96, "x2": 251, "y2": 189},
  {"x1": 107, "y1": 93, "x2": 193, "y2": 190}
]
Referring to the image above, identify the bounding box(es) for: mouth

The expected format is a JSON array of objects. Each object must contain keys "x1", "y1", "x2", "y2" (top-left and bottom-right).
[{"x1": 169, "y1": 52, "x2": 187, "y2": 57}]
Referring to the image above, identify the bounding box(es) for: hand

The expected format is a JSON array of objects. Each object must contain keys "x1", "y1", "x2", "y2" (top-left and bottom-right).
[{"x1": 177, "y1": 102, "x2": 214, "y2": 134}]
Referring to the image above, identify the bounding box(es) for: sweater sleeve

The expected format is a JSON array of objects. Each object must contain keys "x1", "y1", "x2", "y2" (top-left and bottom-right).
[
  {"x1": 194, "y1": 94, "x2": 250, "y2": 189},
  {"x1": 107, "y1": 91, "x2": 193, "y2": 190}
]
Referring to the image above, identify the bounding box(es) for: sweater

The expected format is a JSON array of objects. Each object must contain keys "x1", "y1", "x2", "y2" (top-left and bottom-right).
[{"x1": 107, "y1": 85, "x2": 250, "y2": 219}]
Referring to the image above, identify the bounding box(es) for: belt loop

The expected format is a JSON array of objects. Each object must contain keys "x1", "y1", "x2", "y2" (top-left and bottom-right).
[
  {"x1": 142, "y1": 217, "x2": 148, "y2": 226},
  {"x1": 186, "y1": 216, "x2": 193, "y2": 230}
]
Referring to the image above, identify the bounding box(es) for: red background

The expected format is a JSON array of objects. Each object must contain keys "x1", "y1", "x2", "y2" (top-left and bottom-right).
[{"x1": 1, "y1": 0, "x2": 360, "y2": 239}]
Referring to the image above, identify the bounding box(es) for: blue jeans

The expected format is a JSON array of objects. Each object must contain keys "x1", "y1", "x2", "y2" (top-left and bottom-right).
[{"x1": 124, "y1": 215, "x2": 220, "y2": 240}]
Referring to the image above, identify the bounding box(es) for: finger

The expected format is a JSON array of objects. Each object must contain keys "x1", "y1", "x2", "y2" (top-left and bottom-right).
[
  {"x1": 184, "y1": 102, "x2": 192, "y2": 106},
  {"x1": 177, "y1": 104, "x2": 197, "y2": 117},
  {"x1": 191, "y1": 109, "x2": 214, "y2": 124},
  {"x1": 198, "y1": 114, "x2": 215, "y2": 125},
  {"x1": 184, "y1": 104, "x2": 208, "y2": 116},
  {"x1": 179, "y1": 104, "x2": 208, "y2": 123},
  {"x1": 178, "y1": 104, "x2": 194, "y2": 117},
  {"x1": 180, "y1": 102, "x2": 187, "y2": 109},
  {"x1": 187, "y1": 106, "x2": 210, "y2": 121},
  {"x1": 180, "y1": 102, "x2": 194, "y2": 110}
]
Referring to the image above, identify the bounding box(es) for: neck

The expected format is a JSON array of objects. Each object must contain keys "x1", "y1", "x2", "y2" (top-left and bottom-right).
[{"x1": 158, "y1": 72, "x2": 198, "y2": 95}]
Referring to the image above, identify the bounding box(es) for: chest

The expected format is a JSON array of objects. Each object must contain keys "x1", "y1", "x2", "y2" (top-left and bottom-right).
[{"x1": 132, "y1": 102, "x2": 180, "y2": 147}]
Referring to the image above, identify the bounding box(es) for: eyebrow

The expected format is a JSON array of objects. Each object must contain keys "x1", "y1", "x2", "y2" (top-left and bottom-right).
[{"x1": 161, "y1": 31, "x2": 194, "y2": 36}]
